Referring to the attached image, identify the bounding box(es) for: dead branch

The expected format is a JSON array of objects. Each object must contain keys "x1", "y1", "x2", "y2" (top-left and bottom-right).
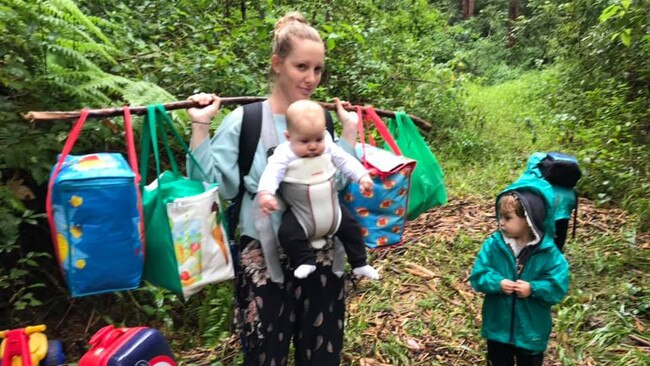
[{"x1": 24, "y1": 96, "x2": 432, "y2": 131}]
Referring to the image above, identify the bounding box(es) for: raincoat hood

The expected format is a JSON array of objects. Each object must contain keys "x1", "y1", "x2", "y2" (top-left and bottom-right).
[{"x1": 496, "y1": 177, "x2": 557, "y2": 249}]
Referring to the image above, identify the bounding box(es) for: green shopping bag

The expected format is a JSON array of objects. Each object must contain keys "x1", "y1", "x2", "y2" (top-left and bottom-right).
[
  {"x1": 387, "y1": 112, "x2": 447, "y2": 220},
  {"x1": 139, "y1": 105, "x2": 233, "y2": 297}
]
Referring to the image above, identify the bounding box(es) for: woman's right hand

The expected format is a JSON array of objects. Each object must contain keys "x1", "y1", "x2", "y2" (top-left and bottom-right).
[
  {"x1": 188, "y1": 93, "x2": 220, "y2": 149},
  {"x1": 333, "y1": 97, "x2": 357, "y2": 147},
  {"x1": 187, "y1": 93, "x2": 221, "y2": 123}
]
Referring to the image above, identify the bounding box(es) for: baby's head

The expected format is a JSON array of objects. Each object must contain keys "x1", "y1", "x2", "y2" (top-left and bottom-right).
[
  {"x1": 497, "y1": 193, "x2": 533, "y2": 242},
  {"x1": 285, "y1": 100, "x2": 326, "y2": 158}
]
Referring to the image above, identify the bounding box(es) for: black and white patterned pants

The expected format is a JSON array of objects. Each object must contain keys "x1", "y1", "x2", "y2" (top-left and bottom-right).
[{"x1": 235, "y1": 237, "x2": 345, "y2": 366}]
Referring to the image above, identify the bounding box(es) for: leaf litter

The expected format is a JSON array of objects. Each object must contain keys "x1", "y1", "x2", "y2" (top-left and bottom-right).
[{"x1": 178, "y1": 196, "x2": 649, "y2": 365}]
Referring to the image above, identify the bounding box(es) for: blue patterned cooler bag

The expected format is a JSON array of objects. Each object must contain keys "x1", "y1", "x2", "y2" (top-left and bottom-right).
[
  {"x1": 46, "y1": 109, "x2": 144, "y2": 297},
  {"x1": 341, "y1": 106, "x2": 416, "y2": 249}
]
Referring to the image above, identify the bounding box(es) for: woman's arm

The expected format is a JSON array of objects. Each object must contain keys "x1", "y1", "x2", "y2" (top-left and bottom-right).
[
  {"x1": 186, "y1": 95, "x2": 244, "y2": 200},
  {"x1": 188, "y1": 93, "x2": 221, "y2": 149}
]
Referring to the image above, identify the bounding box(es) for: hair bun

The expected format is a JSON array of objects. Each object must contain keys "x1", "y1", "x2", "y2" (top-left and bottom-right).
[{"x1": 274, "y1": 12, "x2": 307, "y2": 35}]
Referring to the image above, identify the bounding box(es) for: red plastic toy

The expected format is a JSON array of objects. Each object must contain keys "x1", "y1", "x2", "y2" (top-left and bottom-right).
[{"x1": 0, "y1": 325, "x2": 64, "y2": 366}]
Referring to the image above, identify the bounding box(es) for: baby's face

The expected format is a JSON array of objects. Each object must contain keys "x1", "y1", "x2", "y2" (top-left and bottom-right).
[{"x1": 287, "y1": 122, "x2": 326, "y2": 158}]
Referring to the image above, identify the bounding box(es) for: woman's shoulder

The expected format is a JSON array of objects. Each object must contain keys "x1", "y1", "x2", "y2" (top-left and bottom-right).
[{"x1": 216, "y1": 106, "x2": 244, "y2": 132}]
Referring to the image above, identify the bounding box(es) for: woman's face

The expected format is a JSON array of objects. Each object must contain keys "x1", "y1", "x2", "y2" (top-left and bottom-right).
[{"x1": 272, "y1": 38, "x2": 325, "y2": 103}]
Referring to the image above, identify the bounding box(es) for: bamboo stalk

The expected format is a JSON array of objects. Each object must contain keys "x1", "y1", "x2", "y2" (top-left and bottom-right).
[{"x1": 23, "y1": 96, "x2": 432, "y2": 131}]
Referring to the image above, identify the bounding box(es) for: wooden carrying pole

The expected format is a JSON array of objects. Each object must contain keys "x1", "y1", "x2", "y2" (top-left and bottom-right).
[{"x1": 24, "y1": 97, "x2": 432, "y2": 131}]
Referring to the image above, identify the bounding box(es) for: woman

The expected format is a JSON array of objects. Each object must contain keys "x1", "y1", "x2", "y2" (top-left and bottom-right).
[{"x1": 186, "y1": 12, "x2": 359, "y2": 366}]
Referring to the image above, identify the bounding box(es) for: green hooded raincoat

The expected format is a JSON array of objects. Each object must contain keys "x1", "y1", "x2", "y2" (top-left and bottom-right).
[{"x1": 470, "y1": 177, "x2": 570, "y2": 353}]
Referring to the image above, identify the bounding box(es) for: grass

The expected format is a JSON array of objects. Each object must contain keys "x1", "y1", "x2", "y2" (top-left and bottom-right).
[
  {"x1": 439, "y1": 69, "x2": 567, "y2": 198},
  {"x1": 340, "y1": 70, "x2": 650, "y2": 365}
]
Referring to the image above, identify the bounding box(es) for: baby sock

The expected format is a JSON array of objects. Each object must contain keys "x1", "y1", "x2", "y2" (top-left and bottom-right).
[
  {"x1": 294, "y1": 264, "x2": 317, "y2": 279},
  {"x1": 352, "y1": 265, "x2": 380, "y2": 280}
]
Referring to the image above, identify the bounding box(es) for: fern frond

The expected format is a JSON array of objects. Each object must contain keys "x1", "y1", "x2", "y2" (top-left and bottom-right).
[
  {"x1": 47, "y1": 0, "x2": 115, "y2": 47},
  {"x1": 45, "y1": 44, "x2": 104, "y2": 72},
  {"x1": 54, "y1": 38, "x2": 119, "y2": 64},
  {"x1": 122, "y1": 81, "x2": 178, "y2": 106},
  {"x1": 122, "y1": 81, "x2": 191, "y2": 124},
  {"x1": 77, "y1": 73, "x2": 131, "y2": 95},
  {"x1": 41, "y1": 64, "x2": 113, "y2": 105}
]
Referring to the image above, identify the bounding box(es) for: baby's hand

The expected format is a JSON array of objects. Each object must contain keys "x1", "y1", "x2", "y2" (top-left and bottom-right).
[
  {"x1": 359, "y1": 175, "x2": 374, "y2": 193},
  {"x1": 514, "y1": 280, "x2": 532, "y2": 298},
  {"x1": 258, "y1": 192, "x2": 279, "y2": 215},
  {"x1": 500, "y1": 279, "x2": 516, "y2": 295}
]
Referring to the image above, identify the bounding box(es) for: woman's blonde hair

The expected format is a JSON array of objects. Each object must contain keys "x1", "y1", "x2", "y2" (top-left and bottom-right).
[{"x1": 272, "y1": 12, "x2": 322, "y2": 60}]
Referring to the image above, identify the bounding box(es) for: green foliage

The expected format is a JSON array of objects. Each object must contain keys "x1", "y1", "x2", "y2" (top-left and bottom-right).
[
  {"x1": 440, "y1": 70, "x2": 564, "y2": 196},
  {"x1": 1, "y1": 0, "x2": 649, "y2": 363},
  {"x1": 545, "y1": 0, "x2": 650, "y2": 227},
  {"x1": 192, "y1": 283, "x2": 235, "y2": 348},
  {"x1": 0, "y1": 182, "x2": 49, "y2": 320},
  {"x1": 0, "y1": 0, "x2": 190, "y2": 328}
]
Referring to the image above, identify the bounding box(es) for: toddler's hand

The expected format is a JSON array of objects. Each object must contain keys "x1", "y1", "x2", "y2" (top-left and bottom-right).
[
  {"x1": 500, "y1": 279, "x2": 516, "y2": 295},
  {"x1": 258, "y1": 192, "x2": 279, "y2": 215},
  {"x1": 514, "y1": 280, "x2": 532, "y2": 298},
  {"x1": 359, "y1": 175, "x2": 374, "y2": 193}
]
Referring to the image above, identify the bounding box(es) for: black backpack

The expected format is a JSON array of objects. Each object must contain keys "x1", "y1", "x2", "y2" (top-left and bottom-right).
[
  {"x1": 225, "y1": 102, "x2": 335, "y2": 243},
  {"x1": 537, "y1": 152, "x2": 582, "y2": 188}
]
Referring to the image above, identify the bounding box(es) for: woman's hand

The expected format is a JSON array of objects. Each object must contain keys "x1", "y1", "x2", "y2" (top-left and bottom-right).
[
  {"x1": 333, "y1": 97, "x2": 357, "y2": 147},
  {"x1": 188, "y1": 93, "x2": 220, "y2": 149},
  {"x1": 188, "y1": 93, "x2": 221, "y2": 123}
]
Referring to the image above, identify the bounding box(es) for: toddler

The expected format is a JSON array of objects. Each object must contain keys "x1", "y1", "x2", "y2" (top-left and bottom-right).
[{"x1": 470, "y1": 179, "x2": 569, "y2": 366}]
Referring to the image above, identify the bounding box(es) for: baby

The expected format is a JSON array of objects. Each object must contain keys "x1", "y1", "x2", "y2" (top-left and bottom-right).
[{"x1": 257, "y1": 100, "x2": 379, "y2": 280}]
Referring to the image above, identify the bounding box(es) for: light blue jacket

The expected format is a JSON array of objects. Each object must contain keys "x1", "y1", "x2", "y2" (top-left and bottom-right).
[{"x1": 187, "y1": 104, "x2": 354, "y2": 240}]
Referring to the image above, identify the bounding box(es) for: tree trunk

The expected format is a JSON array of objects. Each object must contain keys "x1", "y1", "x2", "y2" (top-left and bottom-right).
[
  {"x1": 460, "y1": 0, "x2": 475, "y2": 20},
  {"x1": 240, "y1": 0, "x2": 246, "y2": 20},
  {"x1": 507, "y1": 0, "x2": 519, "y2": 47}
]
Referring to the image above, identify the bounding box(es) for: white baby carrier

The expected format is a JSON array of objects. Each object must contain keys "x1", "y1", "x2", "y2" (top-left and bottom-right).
[{"x1": 280, "y1": 154, "x2": 342, "y2": 249}]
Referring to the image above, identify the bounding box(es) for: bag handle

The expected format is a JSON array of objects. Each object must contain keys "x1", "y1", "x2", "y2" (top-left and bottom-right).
[
  {"x1": 139, "y1": 104, "x2": 208, "y2": 188},
  {"x1": 354, "y1": 106, "x2": 403, "y2": 166},
  {"x1": 139, "y1": 105, "x2": 163, "y2": 187},
  {"x1": 364, "y1": 106, "x2": 402, "y2": 155},
  {"x1": 46, "y1": 108, "x2": 139, "y2": 261}
]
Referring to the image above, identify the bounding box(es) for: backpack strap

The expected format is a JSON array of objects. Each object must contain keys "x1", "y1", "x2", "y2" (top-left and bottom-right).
[
  {"x1": 325, "y1": 109, "x2": 335, "y2": 140},
  {"x1": 226, "y1": 102, "x2": 263, "y2": 241},
  {"x1": 572, "y1": 190, "x2": 578, "y2": 239}
]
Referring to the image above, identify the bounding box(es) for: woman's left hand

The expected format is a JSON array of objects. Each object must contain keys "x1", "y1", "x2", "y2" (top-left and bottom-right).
[{"x1": 334, "y1": 97, "x2": 357, "y2": 147}]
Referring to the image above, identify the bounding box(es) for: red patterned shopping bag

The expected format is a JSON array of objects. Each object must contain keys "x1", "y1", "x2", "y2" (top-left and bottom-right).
[{"x1": 341, "y1": 106, "x2": 416, "y2": 249}]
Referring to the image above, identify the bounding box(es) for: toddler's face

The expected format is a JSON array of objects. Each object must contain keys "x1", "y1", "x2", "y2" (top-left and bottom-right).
[
  {"x1": 498, "y1": 207, "x2": 530, "y2": 241},
  {"x1": 286, "y1": 122, "x2": 326, "y2": 158}
]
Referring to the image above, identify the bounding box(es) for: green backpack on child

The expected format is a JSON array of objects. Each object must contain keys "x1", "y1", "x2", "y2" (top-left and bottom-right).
[{"x1": 520, "y1": 152, "x2": 582, "y2": 252}]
